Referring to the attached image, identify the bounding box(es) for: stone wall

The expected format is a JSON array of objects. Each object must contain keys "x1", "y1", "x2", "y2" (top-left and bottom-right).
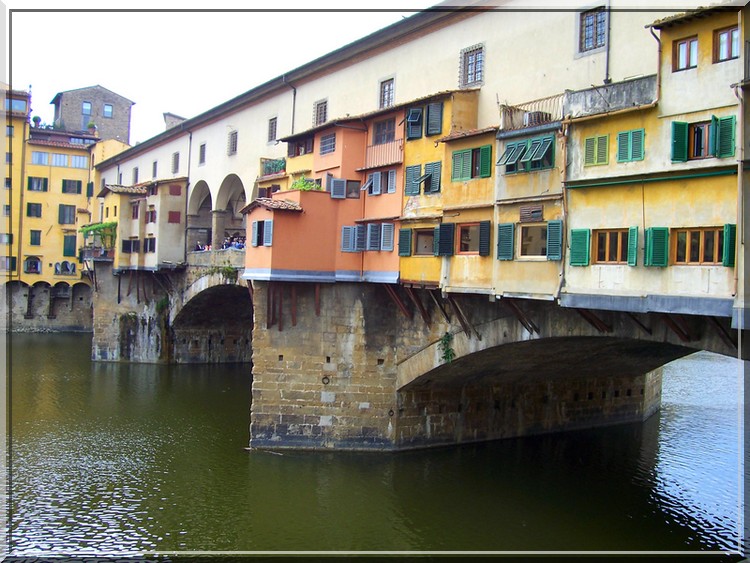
[{"x1": 5, "y1": 281, "x2": 93, "y2": 332}]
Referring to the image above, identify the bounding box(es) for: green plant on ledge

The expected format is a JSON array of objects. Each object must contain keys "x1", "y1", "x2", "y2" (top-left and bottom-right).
[
  {"x1": 438, "y1": 331, "x2": 456, "y2": 364},
  {"x1": 290, "y1": 177, "x2": 321, "y2": 191},
  {"x1": 206, "y1": 264, "x2": 238, "y2": 283}
]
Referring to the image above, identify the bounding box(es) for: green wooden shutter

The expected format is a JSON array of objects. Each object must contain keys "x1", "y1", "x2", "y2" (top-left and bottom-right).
[
  {"x1": 398, "y1": 228, "x2": 412, "y2": 256},
  {"x1": 76, "y1": 180, "x2": 82, "y2": 194},
  {"x1": 715, "y1": 115, "x2": 736, "y2": 158},
  {"x1": 478, "y1": 221, "x2": 491, "y2": 256},
  {"x1": 433, "y1": 226, "x2": 440, "y2": 256},
  {"x1": 63, "y1": 235, "x2": 77, "y2": 257},
  {"x1": 627, "y1": 226, "x2": 638, "y2": 266},
  {"x1": 616, "y1": 131, "x2": 630, "y2": 162},
  {"x1": 427, "y1": 162, "x2": 441, "y2": 193},
  {"x1": 43, "y1": 178, "x2": 48, "y2": 192},
  {"x1": 722, "y1": 223, "x2": 736, "y2": 267},
  {"x1": 584, "y1": 137, "x2": 596, "y2": 165},
  {"x1": 671, "y1": 122, "x2": 689, "y2": 162},
  {"x1": 437, "y1": 223, "x2": 454, "y2": 256},
  {"x1": 546, "y1": 220, "x2": 563, "y2": 261},
  {"x1": 569, "y1": 229, "x2": 590, "y2": 266},
  {"x1": 406, "y1": 108, "x2": 423, "y2": 139},
  {"x1": 631, "y1": 129, "x2": 644, "y2": 161},
  {"x1": 405, "y1": 165, "x2": 421, "y2": 196},
  {"x1": 452, "y1": 150, "x2": 470, "y2": 181},
  {"x1": 479, "y1": 145, "x2": 492, "y2": 178},
  {"x1": 496, "y1": 223, "x2": 514, "y2": 261},
  {"x1": 58, "y1": 204, "x2": 65, "y2": 224},
  {"x1": 86, "y1": 181, "x2": 94, "y2": 197},
  {"x1": 645, "y1": 227, "x2": 669, "y2": 267},
  {"x1": 426, "y1": 102, "x2": 443, "y2": 136},
  {"x1": 595, "y1": 135, "x2": 608, "y2": 164}
]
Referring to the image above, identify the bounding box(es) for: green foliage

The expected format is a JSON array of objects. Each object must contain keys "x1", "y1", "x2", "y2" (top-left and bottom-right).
[
  {"x1": 290, "y1": 177, "x2": 321, "y2": 191},
  {"x1": 438, "y1": 331, "x2": 456, "y2": 364},
  {"x1": 155, "y1": 296, "x2": 169, "y2": 315},
  {"x1": 206, "y1": 263, "x2": 239, "y2": 283},
  {"x1": 80, "y1": 221, "x2": 118, "y2": 249}
]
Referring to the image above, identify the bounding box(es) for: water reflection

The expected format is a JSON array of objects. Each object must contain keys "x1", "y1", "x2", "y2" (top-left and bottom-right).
[{"x1": 8, "y1": 334, "x2": 744, "y2": 556}]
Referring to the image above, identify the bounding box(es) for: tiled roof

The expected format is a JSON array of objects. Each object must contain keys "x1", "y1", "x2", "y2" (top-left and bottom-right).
[
  {"x1": 99, "y1": 184, "x2": 149, "y2": 197},
  {"x1": 27, "y1": 138, "x2": 93, "y2": 150},
  {"x1": 240, "y1": 197, "x2": 303, "y2": 215},
  {"x1": 437, "y1": 125, "x2": 498, "y2": 143},
  {"x1": 649, "y1": 5, "x2": 738, "y2": 29}
]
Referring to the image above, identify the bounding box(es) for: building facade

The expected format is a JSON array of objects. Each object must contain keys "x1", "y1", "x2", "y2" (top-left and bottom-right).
[{"x1": 51, "y1": 85, "x2": 134, "y2": 144}]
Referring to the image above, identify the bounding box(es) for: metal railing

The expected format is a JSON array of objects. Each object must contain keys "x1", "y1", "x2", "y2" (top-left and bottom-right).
[
  {"x1": 364, "y1": 139, "x2": 403, "y2": 169},
  {"x1": 499, "y1": 93, "x2": 564, "y2": 131}
]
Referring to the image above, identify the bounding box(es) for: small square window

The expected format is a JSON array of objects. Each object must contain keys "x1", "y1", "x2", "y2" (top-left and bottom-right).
[
  {"x1": 459, "y1": 44, "x2": 484, "y2": 88},
  {"x1": 579, "y1": 7, "x2": 607, "y2": 53},
  {"x1": 268, "y1": 117, "x2": 277, "y2": 143},
  {"x1": 199, "y1": 143, "x2": 206, "y2": 165},
  {"x1": 320, "y1": 133, "x2": 336, "y2": 155},
  {"x1": 313, "y1": 100, "x2": 328, "y2": 126},
  {"x1": 103, "y1": 104, "x2": 113, "y2": 118},
  {"x1": 520, "y1": 224, "x2": 547, "y2": 257},
  {"x1": 172, "y1": 152, "x2": 180, "y2": 174},
  {"x1": 379, "y1": 78, "x2": 394, "y2": 109},
  {"x1": 714, "y1": 26, "x2": 739, "y2": 63},
  {"x1": 227, "y1": 130, "x2": 238, "y2": 156}
]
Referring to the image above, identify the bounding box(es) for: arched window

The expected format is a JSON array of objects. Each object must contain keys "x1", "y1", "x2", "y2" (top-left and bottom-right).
[{"x1": 24, "y1": 256, "x2": 41, "y2": 274}]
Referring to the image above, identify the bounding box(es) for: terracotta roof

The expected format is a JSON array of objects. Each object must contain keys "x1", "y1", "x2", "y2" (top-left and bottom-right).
[
  {"x1": 27, "y1": 138, "x2": 94, "y2": 150},
  {"x1": 240, "y1": 197, "x2": 303, "y2": 215},
  {"x1": 437, "y1": 125, "x2": 498, "y2": 143},
  {"x1": 649, "y1": 4, "x2": 739, "y2": 29},
  {"x1": 98, "y1": 184, "x2": 149, "y2": 197}
]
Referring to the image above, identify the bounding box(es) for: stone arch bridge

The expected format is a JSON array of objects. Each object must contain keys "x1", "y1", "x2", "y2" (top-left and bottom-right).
[{"x1": 90, "y1": 260, "x2": 742, "y2": 451}]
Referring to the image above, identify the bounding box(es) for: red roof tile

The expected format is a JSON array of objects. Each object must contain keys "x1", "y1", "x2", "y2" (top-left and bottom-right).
[{"x1": 240, "y1": 197, "x2": 303, "y2": 215}]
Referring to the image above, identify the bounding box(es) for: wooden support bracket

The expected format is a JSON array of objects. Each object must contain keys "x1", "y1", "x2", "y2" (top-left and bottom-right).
[
  {"x1": 709, "y1": 316, "x2": 737, "y2": 350},
  {"x1": 502, "y1": 298, "x2": 539, "y2": 335},
  {"x1": 384, "y1": 284, "x2": 412, "y2": 319},
  {"x1": 315, "y1": 283, "x2": 321, "y2": 317},
  {"x1": 405, "y1": 286, "x2": 430, "y2": 325},
  {"x1": 291, "y1": 284, "x2": 297, "y2": 327},
  {"x1": 429, "y1": 289, "x2": 451, "y2": 323},
  {"x1": 626, "y1": 312, "x2": 652, "y2": 335},
  {"x1": 660, "y1": 313, "x2": 691, "y2": 342},
  {"x1": 576, "y1": 308, "x2": 612, "y2": 334},
  {"x1": 447, "y1": 295, "x2": 480, "y2": 340},
  {"x1": 277, "y1": 283, "x2": 284, "y2": 332}
]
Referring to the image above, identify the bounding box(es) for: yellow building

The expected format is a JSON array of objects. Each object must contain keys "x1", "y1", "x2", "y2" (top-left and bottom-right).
[{"x1": 3, "y1": 88, "x2": 30, "y2": 278}]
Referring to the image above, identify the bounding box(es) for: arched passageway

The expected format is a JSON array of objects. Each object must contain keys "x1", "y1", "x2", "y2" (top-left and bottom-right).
[{"x1": 170, "y1": 284, "x2": 253, "y2": 364}]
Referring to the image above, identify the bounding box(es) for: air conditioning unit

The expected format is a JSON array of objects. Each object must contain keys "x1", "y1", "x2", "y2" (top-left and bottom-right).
[{"x1": 523, "y1": 111, "x2": 552, "y2": 127}]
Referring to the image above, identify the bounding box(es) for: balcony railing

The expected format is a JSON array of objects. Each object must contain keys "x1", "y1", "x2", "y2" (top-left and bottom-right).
[
  {"x1": 499, "y1": 93, "x2": 564, "y2": 132},
  {"x1": 364, "y1": 139, "x2": 403, "y2": 169},
  {"x1": 260, "y1": 157, "x2": 286, "y2": 177}
]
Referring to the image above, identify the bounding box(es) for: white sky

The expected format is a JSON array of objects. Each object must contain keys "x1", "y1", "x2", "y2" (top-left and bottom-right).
[{"x1": 4, "y1": 0, "x2": 733, "y2": 145}]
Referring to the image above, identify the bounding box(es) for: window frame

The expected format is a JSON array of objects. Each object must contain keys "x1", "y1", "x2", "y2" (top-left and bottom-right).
[
  {"x1": 29, "y1": 230, "x2": 41, "y2": 246},
  {"x1": 172, "y1": 152, "x2": 180, "y2": 173},
  {"x1": 319, "y1": 133, "x2": 336, "y2": 155},
  {"x1": 268, "y1": 117, "x2": 278, "y2": 143},
  {"x1": 379, "y1": 78, "x2": 395, "y2": 109},
  {"x1": 313, "y1": 99, "x2": 328, "y2": 126},
  {"x1": 459, "y1": 44, "x2": 485, "y2": 88},
  {"x1": 713, "y1": 26, "x2": 739, "y2": 63},
  {"x1": 103, "y1": 103, "x2": 113, "y2": 118},
  {"x1": 373, "y1": 118, "x2": 395, "y2": 146},
  {"x1": 578, "y1": 7, "x2": 607, "y2": 54},
  {"x1": 26, "y1": 203, "x2": 42, "y2": 218},
  {"x1": 583, "y1": 135, "x2": 608, "y2": 166},
  {"x1": 498, "y1": 135, "x2": 555, "y2": 174},
  {"x1": 593, "y1": 228, "x2": 630, "y2": 264},
  {"x1": 227, "y1": 130, "x2": 238, "y2": 156},
  {"x1": 452, "y1": 145, "x2": 493, "y2": 181},
  {"x1": 672, "y1": 226, "x2": 725, "y2": 265},
  {"x1": 58, "y1": 204, "x2": 76, "y2": 225},
  {"x1": 518, "y1": 223, "x2": 548, "y2": 260},
  {"x1": 673, "y1": 36, "x2": 698, "y2": 71}
]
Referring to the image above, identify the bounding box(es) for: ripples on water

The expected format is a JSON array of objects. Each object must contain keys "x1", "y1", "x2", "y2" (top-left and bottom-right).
[{"x1": 7, "y1": 334, "x2": 745, "y2": 556}]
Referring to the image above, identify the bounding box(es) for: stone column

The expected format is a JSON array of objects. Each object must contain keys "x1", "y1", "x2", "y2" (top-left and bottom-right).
[{"x1": 211, "y1": 209, "x2": 227, "y2": 250}]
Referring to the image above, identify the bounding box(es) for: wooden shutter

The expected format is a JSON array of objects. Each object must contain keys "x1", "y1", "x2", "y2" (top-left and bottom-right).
[
  {"x1": 479, "y1": 145, "x2": 492, "y2": 177},
  {"x1": 496, "y1": 223, "x2": 515, "y2": 261},
  {"x1": 355, "y1": 225, "x2": 366, "y2": 251},
  {"x1": 381, "y1": 223, "x2": 395, "y2": 251},
  {"x1": 387, "y1": 170, "x2": 396, "y2": 193},
  {"x1": 427, "y1": 162, "x2": 441, "y2": 193},
  {"x1": 645, "y1": 227, "x2": 668, "y2": 267},
  {"x1": 452, "y1": 151, "x2": 466, "y2": 181},
  {"x1": 250, "y1": 221, "x2": 258, "y2": 246},
  {"x1": 595, "y1": 135, "x2": 608, "y2": 164},
  {"x1": 63, "y1": 235, "x2": 77, "y2": 257},
  {"x1": 330, "y1": 178, "x2": 347, "y2": 199},
  {"x1": 437, "y1": 223, "x2": 455, "y2": 256},
  {"x1": 671, "y1": 122, "x2": 689, "y2": 162},
  {"x1": 58, "y1": 204, "x2": 65, "y2": 224},
  {"x1": 371, "y1": 172, "x2": 382, "y2": 195},
  {"x1": 406, "y1": 108, "x2": 423, "y2": 139},
  {"x1": 341, "y1": 226, "x2": 354, "y2": 252},
  {"x1": 263, "y1": 220, "x2": 273, "y2": 246},
  {"x1": 569, "y1": 229, "x2": 590, "y2": 266},
  {"x1": 425, "y1": 102, "x2": 443, "y2": 136},
  {"x1": 631, "y1": 129, "x2": 644, "y2": 160},
  {"x1": 75, "y1": 180, "x2": 82, "y2": 194},
  {"x1": 715, "y1": 115, "x2": 736, "y2": 158},
  {"x1": 520, "y1": 205, "x2": 543, "y2": 223},
  {"x1": 366, "y1": 224, "x2": 381, "y2": 250},
  {"x1": 433, "y1": 226, "x2": 440, "y2": 255},
  {"x1": 546, "y1": 220, "x2": 563, "y2": 261},
  {"x1": 722, "y1": 223, "x2": 736, "y2": 267},
  {"x1": 627, "y1": 226, "x2": 638, "y2": 266},
  {"x1": 398, "y1": 228, "x2": 412, "y2": 256},
  {"x1": 584, "y1": 137, "x2": 596, "y2": 166},
  {"x1": 405, "y1": 165, "x2": 421, "y2": 196},
  {"x1": 86, "y1": 181, "x2": 94, "y2": 197},
  {"x1": 478, "y1": 221, "x2": 491, "y2": 256},
  {"x1": 616, "y1": 131, "x2": 630, "y2": 162},
  {"x1": 121, "y1": 239, "x2": 132, "y2": 253}
]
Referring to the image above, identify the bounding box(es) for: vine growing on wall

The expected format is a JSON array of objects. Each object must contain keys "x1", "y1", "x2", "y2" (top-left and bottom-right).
[{"x1": 439, "y1": 331, "x2": 456, "y2": 364}]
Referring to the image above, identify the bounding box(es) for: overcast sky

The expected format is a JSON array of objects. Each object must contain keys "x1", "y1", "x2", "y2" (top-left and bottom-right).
[{"x1": 5, "y1": 0, "x2": 729, "y2": 145}]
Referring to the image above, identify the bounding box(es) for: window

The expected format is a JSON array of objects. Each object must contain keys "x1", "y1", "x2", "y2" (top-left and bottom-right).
[
  {"x1": 594, "y1": 229, "x2": 630, "y2": 263},
  {"x1": 251, "y1": 220, "x2": 273, "y2": 247},
  {"x1": 168, "y1": 211, "x2": 181, "y2": 223},
  {"x1": 121, "y1": 240, "x2": 132, "y2": 254},
  {"x1": 374, "y1": 119, "x2": 395, "y2": 145},
  {"x1": 714, "y1": 26, "x2": 739, "y2": 63},
  {"x1": 320, "y1": 133, "x2": 336, "y2": 155},
  {"x1": 148, "y1": 184, "x2": 158, "y2": 196},
  {"x1": 6, "y1": 152, "x2": 11, "y2": 164},
  {"x1": 63, "y1": 235, "x2": 77, "y2": 257},
  {"x1": 55, "y1": 261, "x2": 76, "y2": 275},
  {"x1": 616, "y1": 129, "x2": 645, "y2": 162},
  {"x1": 31, "y1": 151, "x2": 48, "y2": 165},
  {"x1": 169, "y1": 184, "x2": 182, "y2": 196},
  {"x1": 673, "y1": 36, "x2": 698, "y2": 71},
  {"x1": 579, "y1": 7, "x2": 607, "y2": 53},
  {"x1": 146, "y1": 209, "x2": 157, "y2": 223},
  {"x1": 227, "y1": 130, "x2": 238, "y2": 155},
  {"x1": 379, "y1": 78, "x2": 395, "y2": 109},
  {"x1": 131, "y1": 239, "x2": 141, "y2": 253},
  {"x1": 71, "y1": 155, "x2": 88, "y2": 169},
  {"x1": 0, "y1": 233, "x2": 13, "y2": 244},
  {"x1": 457, "y1": 222, "x2": 491, "y2": 256},
  {"x1": 5, "y1": 178, "x2": 10, "y2": 189},
  {"x1": 671, "y1": 116, "x2": 735, "y2": 161},
  {"x1": 413, "y1": 162, "x2": 441, "y2": 194},
  {"x1": 366, "y1": 224, "x2": 381, "y2": 251},
  {"x1": 517, "y1": 221, "x2": 563, "y2": 260},
  {"x1": 145, "y1": 237, "x2": 156, "y2": 253},
  {"x1": 103, "y1": 104, "x2": 113, "y2": 118},
  {"x1": 5, "y1": 98, "x2": 27, "y2": 113},
  {"x1": 313, "y1": 100, "x2": 328, "y2": 126},
  {"x1": 673, "y1": 225, "x2": 735, "y2": 266},
  {"x1": 414, "y1": 229, "x2": 436, "y2": 256},
  {"x1": 520, "y1": 224, "x2": 547, "y2": 257},
  {"x1": 452, "y1": 145, "x2": 492, "y2": 181},
  {"x1": 82, "y1": 101, "x2": 92, "y2": 116},
  {"x1": 132, "y1": 167, "x2": 139, "y2": 184},
  {"x1": 152, "y1": 161, "x2": 158, "y2": 178},
  {"x1": 27, "y1": 203, "x2": 42, "y2": 217},
  {"x1": 58, "y1": 204, "x2": 76, "y2": 224},
  {"x1": 6, "y1": 126, "x2": 12, "y2": 137},
  {"x1": 24, "y1": 257, "x2": 41, "y2": 274},
  {"x1": 52, "y1": 153, "x2": 68, "y2": 167},
  {"x1": 1, "y1": 257, "x2": 17, "y2": 271},
  {"x1": 3, "y1": 205, "x2": 9, "y2": 217},
  {"x1": 172, "y1": 152, "x2": 180, "y2": 173},
  {"x1": 497, "y1": 135, "x2": 554, "y2": 173},
  {"x1": 364, "y1": 170, "x2": 396, "y2": 196},
  {"x1": 583, "y1": 135, "x2": 608, "y2": 166},
  {"x1": 62, "y1": 179, "x2": 82, "y2": 194},
  {"x1": 425, "y1": 102, "x2": 443, "y2": 136},
  {"x1": 268, "y1": 117, "x2": 277, "y2": 143},
  {"x1": 406, "y1": 108, "x2": 423, "y2": 140},
  {"x1": 29, "y1": 230, "x2": 41, "y2": 246},
  {"x1": 460, "y1": 44, "x2": 484, "y2": 87},
  {"x1": 28, "y1": 177, "x2": 48, "y2": 192},
  {"x1": 342, "y1": 225, "x2": 366, "y2": 252},
  {"x1": 131, "y1": 202, "x2": 140, "y2": 219}
]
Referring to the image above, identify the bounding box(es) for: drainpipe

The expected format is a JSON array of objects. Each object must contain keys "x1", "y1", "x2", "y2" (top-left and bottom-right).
[
  {"x1": 282, "y1": 74, "x2": 297, "y2": 135},
  {"x1": 648, "y1": 24, "x2": 662, "y2": 107},
  {"x1": 604, "y1": 0, "x2": 612, "y2": 84}
]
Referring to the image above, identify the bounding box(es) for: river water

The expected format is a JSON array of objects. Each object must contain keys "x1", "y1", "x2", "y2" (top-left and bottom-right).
[{"x1": 5, "y1": 333, "x2": 746, "y2": 558}]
